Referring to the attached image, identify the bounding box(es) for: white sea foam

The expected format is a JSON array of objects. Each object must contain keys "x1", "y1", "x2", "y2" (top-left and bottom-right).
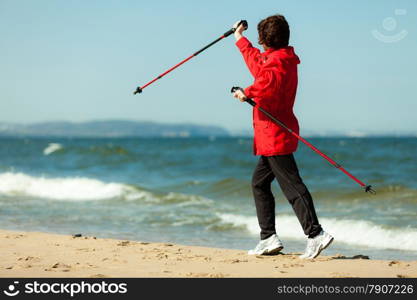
[
  {"x1": 217, "y1": 213, "x2": 417, "y2": 252},
  {"x1": 43, "y1": 143, "x2": 63, "y2": 155},
  {"x1": 0, "y1": 172, "x2": 211, "y2": 205},
  {"x1": 0, "y1": 172, "x2": 148, "y2": 201}
]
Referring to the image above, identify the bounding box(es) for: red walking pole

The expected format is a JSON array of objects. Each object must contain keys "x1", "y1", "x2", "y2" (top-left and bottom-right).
[
  {"x1": 231, "y1": 87, "x2": 376, "y2": 194},
  {"x1": 133, "y1": 21, "x2": 248, "y2": 95}
]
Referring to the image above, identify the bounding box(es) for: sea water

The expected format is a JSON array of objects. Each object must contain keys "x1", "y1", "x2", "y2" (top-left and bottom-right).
[{"x1": 0, "y1": 137, "x2": 416, "y2": 260}]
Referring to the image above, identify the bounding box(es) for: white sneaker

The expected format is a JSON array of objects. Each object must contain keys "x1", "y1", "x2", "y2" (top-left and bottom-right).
[
  {"x1": 299, "y1": 230, "x2": 334, "y2": 259},
  {"x1": 248, "y1": 234, "x2": 284, "y2": 255}
]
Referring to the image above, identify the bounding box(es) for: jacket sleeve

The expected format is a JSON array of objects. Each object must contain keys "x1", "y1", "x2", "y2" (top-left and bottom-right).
[
  {"x1": 236, "y1": 37, "x2": 283, "y2": 103},
  {"x1": 235, "y1": 37, "x2": 263, "y2": 77}
]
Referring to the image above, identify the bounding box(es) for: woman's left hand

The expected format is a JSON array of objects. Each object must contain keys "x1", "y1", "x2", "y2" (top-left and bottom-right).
[{"x1": 233, "y1": 88, "x2": 247, "y2": 102}]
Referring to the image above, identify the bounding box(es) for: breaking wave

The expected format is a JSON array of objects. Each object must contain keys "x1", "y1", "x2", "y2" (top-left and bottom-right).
[
  {"x1": 0, "y1": 172, "x2": 211, "y2": 206},
  {"x1": 217, "y1": 213, "x2": 417, "y2": 251}
]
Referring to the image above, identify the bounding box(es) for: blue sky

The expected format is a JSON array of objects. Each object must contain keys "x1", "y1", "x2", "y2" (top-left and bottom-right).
[{"x1": 0, "y1": 0, "x2": 416, "y2": 134}]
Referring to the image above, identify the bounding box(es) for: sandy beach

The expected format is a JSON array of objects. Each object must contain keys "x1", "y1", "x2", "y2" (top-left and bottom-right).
[{"x1": 0, "y1": 229, "x2": 416, "y2": 278}]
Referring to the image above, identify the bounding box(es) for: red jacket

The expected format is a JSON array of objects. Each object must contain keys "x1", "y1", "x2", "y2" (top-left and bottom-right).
[{"x1": 236, "y1": 37, "x2": 300, "y2": 156}]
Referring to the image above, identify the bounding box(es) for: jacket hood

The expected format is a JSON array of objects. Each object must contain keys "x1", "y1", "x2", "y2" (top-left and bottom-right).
[{"x1": 270, "y1": 46, "x2": 300, "y2": 65}]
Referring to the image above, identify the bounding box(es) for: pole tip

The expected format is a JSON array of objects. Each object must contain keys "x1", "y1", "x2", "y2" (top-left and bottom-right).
[
  {"x1": 365, "y1": 185, "x2": 376, "y2": 195},
  {"x1": 133, "y1": 87, "x2": 142, "y2": 95}
]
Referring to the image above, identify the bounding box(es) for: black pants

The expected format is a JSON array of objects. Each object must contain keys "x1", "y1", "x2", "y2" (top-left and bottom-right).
[{"x1": 252, "y1": 154, "x2": 322, "y2": 240}]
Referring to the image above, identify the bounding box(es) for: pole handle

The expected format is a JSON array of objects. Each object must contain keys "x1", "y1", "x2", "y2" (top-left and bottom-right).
[
  {"x1": 224, "y1": 20, "x2": 248, "y2": 37},
  {"x1": 231, "y1": 86, "x2": 256, "y2": 106}
]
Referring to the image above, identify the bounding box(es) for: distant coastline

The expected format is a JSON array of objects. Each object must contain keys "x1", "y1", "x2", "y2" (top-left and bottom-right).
[
  {"x1": 0, "y1": 120, "x2": 415, "y2": 138},
  {"x1": 0, "y1": 120, "x2": 229, "y2": 138}
]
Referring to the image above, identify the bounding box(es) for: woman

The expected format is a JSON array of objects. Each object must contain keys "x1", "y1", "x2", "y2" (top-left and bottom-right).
[{"x1": 232, "y1": 15, "x2": 333, "y2": 259}]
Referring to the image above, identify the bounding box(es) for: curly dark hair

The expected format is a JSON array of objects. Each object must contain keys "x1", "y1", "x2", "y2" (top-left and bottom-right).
[{"x1": 257, "y1": 14, "x2": 290, "y2": 49}]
